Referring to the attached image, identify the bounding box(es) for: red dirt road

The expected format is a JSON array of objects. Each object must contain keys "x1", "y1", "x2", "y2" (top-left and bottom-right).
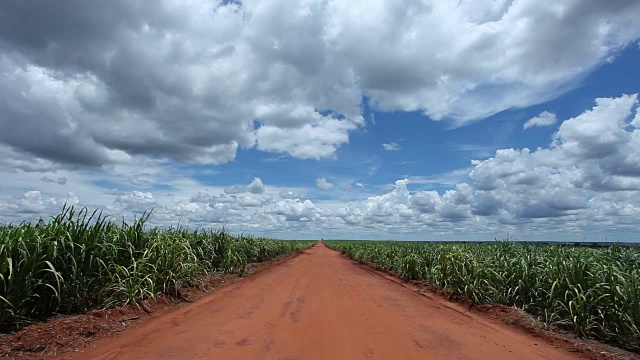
[{"x1": 65, "y1": 243, "x2": 585, "y2": 360}]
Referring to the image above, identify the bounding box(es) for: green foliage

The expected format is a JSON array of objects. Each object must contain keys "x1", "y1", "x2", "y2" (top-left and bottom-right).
[
  {"x1": 325, "y1": 240, "x2": 640, "y2": 351},
  {"x1": 0, "y1": 206, "x2": 314, "y2": 327}
]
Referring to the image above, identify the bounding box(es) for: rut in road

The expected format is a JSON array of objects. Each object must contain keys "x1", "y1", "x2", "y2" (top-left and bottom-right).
[{"x1": 65, "y1": 243, "x2": 586, "y2": 360}]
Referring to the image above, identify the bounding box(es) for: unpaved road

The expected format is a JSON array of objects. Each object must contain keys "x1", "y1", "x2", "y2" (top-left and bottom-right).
[{"x1": 65, "y1": 243, "x2": 584, "y2": 360}]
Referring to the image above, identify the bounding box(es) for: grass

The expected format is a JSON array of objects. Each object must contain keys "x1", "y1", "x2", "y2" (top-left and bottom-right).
[
  {"x1": 0, "y1": 206, "x2": 314, "y2": 329},
  {"x1": 325, "y1": 240, "x2": 640, "y2": 351}
]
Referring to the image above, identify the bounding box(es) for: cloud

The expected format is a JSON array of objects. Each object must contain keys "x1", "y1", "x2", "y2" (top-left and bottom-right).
[
  {"x1": 411, "y1": 190, "x2": 441, "y2": 213},
  {"x1": 104, "y1": 189, "x2": 128, "y2": 196},
  {"x1": 189, "y1": 192, "x2": 238, "y2": 205},
  {"x1": 115, "y1": 191, "x2": 158, "y2": 212},
  {"x1": 40, "y1": 176, "x2": 68, "y2": 185},
  {"x1": 1, "y1": 1, "x2": 639, "y2": 171},
  {"x1": 382, "y1": 143, "x2": 400, "y2": 151},
  {"x1": 316, "y1": 177, "x2": 334, "y2": 190},
  {"x1": 470, "y1": 94, "x2": 640, "y2": 222},
  {"x1": 213, "y1": 195, "x2": 238, "y2": 204},
  {"x1": 238, "y1": 195, "x2": 270, "y2": 208},
  {"x1": 524, "y1": 111, "x2": 557, "y2": 129},
  {"x1": 279, "y1": 190, "x2": 305, "y2": 200},
  {"x1": 189, "y1": 192, "x2": 214, "y2": 203},
  {"x1": 0, "y1": 191, "x2": 79, "y2": 220},
  {"x1": 3, "y1": 93, "x2": 640, "y2": 241},
  {"x1": 273, "y1": 199, "x2": 318, "y2": 221},
  {"x1": 326, "y1": 1, "x2": 640, "y2": 124},
  {"x1": 130, "y1": 177, "x2": 150, "y2": 186},
  {"x1": 170, "y1": 199, "x2": 245, "y2": 224},
  {"x1": 255, "y1": 118, "x2": 358, "y2": 159},
  {"x1": 406, "y1": 168, "x2": 473, "y2": 187},
  {"x1": 222, "y1": 177, "x2": 265, "y2": 195},
  {"x1": 0, "y1": 1, "x2": 362, "y2": 168},
  {"x1": 223, "y1": 186, "x2": 246, "y2": 195},
  {"x1": 334, "y1": 179, "x2": 472, "y2": 228},
  {"x1": 247, "y1": 177, "x2": 265, "y2": 194},
  {"x1": 553, "y1": 95, "x2": 637, "y2": 167}
]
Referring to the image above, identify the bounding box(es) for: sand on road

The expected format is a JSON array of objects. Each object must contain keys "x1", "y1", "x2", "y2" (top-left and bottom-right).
[{"x1": 64, "y1": 243, "x2": 585, "y2": 360}]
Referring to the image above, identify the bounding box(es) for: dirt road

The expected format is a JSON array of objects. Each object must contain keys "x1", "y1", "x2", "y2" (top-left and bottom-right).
[{"x1": 65, "y1": 243, "x2": 585, "y2": 360}]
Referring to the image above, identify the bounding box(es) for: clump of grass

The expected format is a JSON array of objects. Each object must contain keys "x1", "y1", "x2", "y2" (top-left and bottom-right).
[
  {"x1": 325, "y1": 240, "x2": 640, "y2": 351},
  {"x1": 0, "y1": 206, "x2": 314, "y2": 328}
]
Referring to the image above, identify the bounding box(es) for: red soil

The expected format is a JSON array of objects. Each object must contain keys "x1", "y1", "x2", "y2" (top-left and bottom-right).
[{"x1": 56, "y1": 243, "x2": 601, "y2": 360}]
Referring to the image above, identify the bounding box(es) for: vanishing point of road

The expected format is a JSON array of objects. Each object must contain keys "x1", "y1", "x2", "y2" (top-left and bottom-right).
[{"x1": 66, "y1": 243, "x2": 585, "y2": 360}]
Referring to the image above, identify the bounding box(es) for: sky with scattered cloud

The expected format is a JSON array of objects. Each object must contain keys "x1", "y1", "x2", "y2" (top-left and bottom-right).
[{"x1": 2, "y1": 0, "x2": 640, "y2": 241}]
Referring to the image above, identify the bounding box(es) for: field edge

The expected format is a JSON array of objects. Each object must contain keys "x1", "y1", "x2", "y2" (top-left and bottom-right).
[
  {"x1": 326, "y1": 245, "x2": 640, "y2": 360},
  {"x1": 0, "y1": 247, "x2": 312, "y2": 360}
]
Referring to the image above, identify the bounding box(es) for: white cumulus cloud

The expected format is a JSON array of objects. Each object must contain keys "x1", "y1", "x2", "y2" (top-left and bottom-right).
[
  {"x1": 316, "y1": 177, "x2": 334, "y2": 190},
  {"x1": 273, "y1": 199, "x2": 318, "y2": 222},
  {"x1": 523, "y1": 111, "x2": 558, "y2": 129},
  {"x1": 247, "y1": 177, "x2": 265, "y2": 194}
]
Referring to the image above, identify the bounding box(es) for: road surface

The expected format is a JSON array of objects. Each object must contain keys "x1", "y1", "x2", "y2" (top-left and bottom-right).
[{"x1": 66, "y1": 243, "x2": 584, "y2": 360}]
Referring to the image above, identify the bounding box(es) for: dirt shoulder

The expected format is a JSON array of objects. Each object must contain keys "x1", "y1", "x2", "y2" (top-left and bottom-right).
[
  {"x1": 341, "y1": 251, "x2": 639, "y2": 360},
  {"x1": 0, "y1": 249, "x2": 307, "y2": 360}
]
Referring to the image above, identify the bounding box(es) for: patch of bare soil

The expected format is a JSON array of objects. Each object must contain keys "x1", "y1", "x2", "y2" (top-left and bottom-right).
[
  {"x1": 349, "y1": 257, "x2": 639, "y2": 360},
  {"x1": 0, "y1": 250, "x2": 306, "y2": 360}
]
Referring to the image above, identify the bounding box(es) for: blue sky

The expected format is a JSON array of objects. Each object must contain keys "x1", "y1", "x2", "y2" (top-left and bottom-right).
[{"x1": 2, "y1": 1, "x2": 640, "y2": 241}]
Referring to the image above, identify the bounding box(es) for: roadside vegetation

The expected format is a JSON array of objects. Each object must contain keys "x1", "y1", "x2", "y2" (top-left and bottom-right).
[
  {"x1": 0, "y1": 206, "x2": 314, "y2": 328},
  {"x1": 325, "y1": 240, "x2": 640, "y2": 351}
]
